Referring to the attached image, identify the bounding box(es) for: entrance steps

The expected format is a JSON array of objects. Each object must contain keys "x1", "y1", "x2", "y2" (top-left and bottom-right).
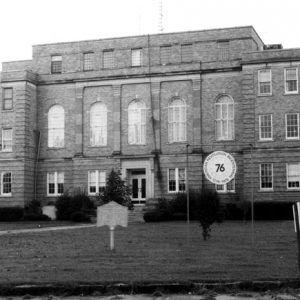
[{"x1": 128, "y1": 206, "x2": 145, "y2": 223}]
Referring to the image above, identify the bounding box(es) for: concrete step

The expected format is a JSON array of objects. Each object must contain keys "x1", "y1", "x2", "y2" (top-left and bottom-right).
[{"x1": 128, "y1": 206, "x2": 145, "y2": 223}]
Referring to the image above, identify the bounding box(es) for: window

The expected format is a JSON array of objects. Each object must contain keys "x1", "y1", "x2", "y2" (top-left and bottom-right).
[
  {"x1": 1, "y1": 128, "x2": 12, "y2": 152},
  {"x1": 181, "y1": 44, "x2": 193, "y2": 62},
  {"x1": 258, "y1": 70, "x2": 272, "y2": 95},
  {"x1": 168, "y1": 168, "x2": 186, "y2": 192},
  {"x1": 90, "y1": 102, "x2": 107, "y2": 146},
  {"x1": 160, "y1": 45, "x2": 171, "y2": 65},
  {"x1": 287, "y1": 163, "x2": 300, "y2": 189},
  {"x1": 2, "y1": 88, "x2": 13, "y2": 110},
  {"x1": 260, "y1": 163, "x2": 273, "y2": 190},
  {"x1": 259, "y1": 115, "x2": 273, "y2": 140},
  {"x1": 285, "y1": 68, "x2": 298, "y2": 94},
  {"x1": 286, "y1": 113, "x2": 299, "y2": 139},
  {"x1": 48, "y1": 105, "x2": 64, "y2": 148},
  {"x1": 168, "y1": 98, "x2": 186, "y2": 143},
  {"x1": 217, "y1": 40, "x2": 229, "y2": 61},
  {"x1": 103, "y1": 50, "x2": 114, "y2": 68},
  {"x1": 1, "y1": 172, "x2": 11, "y2": 196},
  {"x1": 88, "y1": 171, "x2": 106, "y2": 195},
  {"x1": 216, "y1": 178, "x2": 235, "y2": 193},
  {"x1": 51, "y1": 55, "x2": 62, "y2": 74},
  {"x1": 215, "y1": 95, "x2": 234, "y2": 140},
  {"x1": 131, "y1": 49, "x2": 142, "y2": 67},
  {"x1": 83, "y1": 52, "x2": 94, "y2": 71},
  {"x1": 128, "y1": 100, "x2": 146, "y2": 145},
  {"x1": 47, "y1": 172, "x2": 64, "y2": 196}
]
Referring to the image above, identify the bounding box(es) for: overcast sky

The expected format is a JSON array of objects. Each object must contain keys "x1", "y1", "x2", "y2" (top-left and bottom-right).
[{"x1": 0, "y1": 0, "x2": 299, "y2": 70}]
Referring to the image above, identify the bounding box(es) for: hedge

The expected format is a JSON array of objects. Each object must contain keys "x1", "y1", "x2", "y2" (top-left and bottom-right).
[{"x1": 0, "y1": 207, "x2": 24, "y2": 221}]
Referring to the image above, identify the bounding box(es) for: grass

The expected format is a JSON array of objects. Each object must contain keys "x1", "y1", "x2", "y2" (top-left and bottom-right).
[{"x1": 0, "y1": 220, "x2": 298, "y2": 284}]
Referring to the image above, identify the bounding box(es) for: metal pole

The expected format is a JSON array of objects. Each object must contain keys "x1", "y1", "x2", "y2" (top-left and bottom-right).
[
  {"x1": 110, "y1": 226, "x2": 115, "y2": 251},
  {"x1": 186, "y1": 144, "x2": 190, "y2": 224}
]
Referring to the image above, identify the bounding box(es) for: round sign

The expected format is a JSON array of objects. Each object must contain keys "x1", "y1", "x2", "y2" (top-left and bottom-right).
[{"x1": 203, "y1": 151, "x2": 237, "y2": 185}]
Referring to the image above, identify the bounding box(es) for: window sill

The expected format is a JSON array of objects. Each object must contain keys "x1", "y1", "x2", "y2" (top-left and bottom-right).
[
  {"x1": 286, "y1": 188, "x2": 300, "y2": 191},
  {"x1": 167, "y1": 141, "x2": 188, "y2": 145},
  {"x1": 215, "y1": 139, "x2": 235, "y2": 142},
  {"x1": 216, "y1": 191, "x2": 236, "y2": 194},
  {"x1": 47, "y1": 194, "x2": 62, "y2": 197},
  {"x1": 258, "y1": 189, "x2": 274, "y2": 192},
  {"x1": 285, "y1": 138, "x2": 300, "y2": 141},
  {"x1": 0, "y1": 194, "x2": 12, "y2": 197},
  {"x1": 284, "y1": 91, "x2": 298, "y2": 95},
  {"x1": 47, "y1": 147, "x2": 65, "y2": 150},
  {"x1": 258, "y1": 93, "x2": 272, "y2": 97},
  {"x1": 88, "y1": 145, "x2": 108, "y2": 148},
  {"x1": 2, "y1": 109, "x2": 13, "y2": 112},
  {"x1": 258, "y1": 139, "x2": 273, "y2": 142},
  {"x1": 1, "y1": 150, "x2": 13, "y2": 153}
]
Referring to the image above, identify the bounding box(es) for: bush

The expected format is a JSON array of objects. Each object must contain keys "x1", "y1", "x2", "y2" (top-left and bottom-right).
[
  {"x1": 0, "y1": 207, "x2": 24, "y2": 221},
  {"x1": 70, "y1": 211, "x2": 91, "y2": 223},
  {"x1": 55, "y1": 193, "x2": 72, "y2": 220},
  {"x1": 23, "y1": 213, "x2": 51, "y2": 221},
  {"x1": 143, "y1": 210, "x2": 171, "y2": 222}
]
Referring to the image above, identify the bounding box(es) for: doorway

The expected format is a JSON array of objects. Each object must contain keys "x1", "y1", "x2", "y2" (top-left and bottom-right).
[{"x1": 130, "y1": 169, "x2": 146, "y2": 205}]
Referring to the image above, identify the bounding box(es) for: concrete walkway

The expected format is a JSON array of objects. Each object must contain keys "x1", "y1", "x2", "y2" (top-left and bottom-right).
[{"x1": 0, "y1": 224, "x2": 96, "y2": 235}]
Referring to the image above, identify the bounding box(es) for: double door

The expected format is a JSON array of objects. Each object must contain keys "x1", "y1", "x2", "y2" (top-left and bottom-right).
[{"x1": 131, "y1": 173, "x2": 146, "y2": 205}]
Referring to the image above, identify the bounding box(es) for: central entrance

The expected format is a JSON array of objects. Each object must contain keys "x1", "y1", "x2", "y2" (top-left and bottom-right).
[{"x1": 130, "y1": 169, "x2": 146, "y2": 205}]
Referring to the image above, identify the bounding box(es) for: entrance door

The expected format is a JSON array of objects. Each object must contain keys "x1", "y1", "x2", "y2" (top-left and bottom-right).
[{"x1": 131, "y1": 170, "x2": 146, "y2": 205}]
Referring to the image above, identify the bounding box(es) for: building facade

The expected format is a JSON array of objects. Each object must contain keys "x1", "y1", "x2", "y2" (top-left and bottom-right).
[{"x1": 0, "y1": 26, "x2": 300, "y2": 207}]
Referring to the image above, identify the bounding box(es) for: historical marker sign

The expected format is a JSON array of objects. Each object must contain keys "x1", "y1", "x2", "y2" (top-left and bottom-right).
[
  {"x1": 97, "y1": 201, "x2": 128, "y2": 251},
  {"x1": 203, "y1": 151, "x2": 237, "y2": 185}
]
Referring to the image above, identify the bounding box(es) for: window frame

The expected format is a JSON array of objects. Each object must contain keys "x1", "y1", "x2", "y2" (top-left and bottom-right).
[
  {"x1": 160, "y1": 45, "x2": 172, "y2": 65},
  {"x1": 47, "y1": 172, "x2": 64, "y2": 196},
  {"x1": 215, "y1": 95, "x2": 235, "y2": 141},
  {"x1": 51, "y1": 55, "x2": 62, "y2": 74},
  {"x1": 1, "y1": 128, "x2": 13, "y2": 152},
  {"x1": 284, "y1": 68, "x2": 298, "y2": 94},
  {"x1": 103, "y1": 49, "x2": 114, "y2": 69},
  {"x1": 1, "y1": 172, "x2": 12, "y2": 196},
  {"x1": 90, "y1": 102, "x2": 108, "y2": 147},
  {"x1": 181, "y1": 44, "x2": 193, "y2": 63},
  {"x1": 286, "y1": 163, "x2": 300, "y2": 190},
  {"x1": 259, "y1": 163, "x2": 273, "y2": 191},
  {"x1": 258, "y1": 69, "x2": 272, "y2": 96},
  {"x1": 285, "y1": 113, "x2": 300, "y2": 140},
  {"x1": 131, "y1": 48, "x2": 142, "y2": 67},
  {"x1": 128, "y1": 100, "x2": 146, "y2": 145},
  {"x1": 168, "y1": 98, "x2": 187, "y2": 143},
  {"x1": 167, "y1": 168, "x2": 186, "y2": 193},
  {"x1": 83, "y1": 52, "x2": 94, "y2": 71},
  {"x1": 259, "y1": 114, "x2": 273, "y2": 141},
  {"x1": 48, "y1": 105, "x2": 65, "y2": 148},
  {"x1": 88, "y1": 170, "x2": 106, "y2": 196},
  {"x1": 2, "y1": 88, "x2": 13, "y2": 110}
]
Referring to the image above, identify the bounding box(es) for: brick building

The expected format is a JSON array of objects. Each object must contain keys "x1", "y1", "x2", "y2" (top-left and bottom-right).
[{"x1": 1, "y1": 26, "x2": 300, "y2": 207}]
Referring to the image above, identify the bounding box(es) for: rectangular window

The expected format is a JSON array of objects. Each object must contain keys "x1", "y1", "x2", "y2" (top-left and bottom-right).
[
  {"x1": 258, "y1": 70, "x2": 272, "y2": 95},
  {"x1": 216, "y1": 178, "x2": 235, "y2": 193},
  {"x1": 47, "y1": 172, "x2": 64, "y2": 196},
  {"x1": 2, "y1": 128, "x2": 12, "y2": 152},
  {"x1": 3, "y1": 88, "x2": 13, "y2": 110},
  {"x1": 131, "y1": 49, "x2": 142, "y2": 67},
  {"x1": 51, "y1": 55, "x2": 62, "y2": 74},
  {"x1": 83, "y1": 52, "x2": 94, "y2": 71},
  {"x1": 181, "y1": 44, "x2": 193, "y2": 62},
  {"x1": 217, "y1": 40, "x2": 230, "y2": 61},
  {"x1": 88, "y1": 171, "x2": 106, "y2": 195},
  {"x1": 160, "y1": 45, "x2": 171, "y2": 65},
  {"x1": 260, "y1": 163, "x2": 273, "y2": 190},
  {"x1": 103, "y1": 50, "x2": 114, "y2": 69},
  {"x1": 286, "y1": 113, "x2": 299, "y2": 139},
  {"x1": 1, "y1": 172, "x2": 12, "y2": 196},
  {"x1": 259, "y1": 115, "x2": 273, "y2": 140},
  {"x1": 168, "y1": 168, "x2": 186, "y2": 193},
  {"x1": 285, "y1": 68, "x2": 298, "y2": 94},
  {"x1": 287, "y1": 163, "x2": 300, "y2": 189}
]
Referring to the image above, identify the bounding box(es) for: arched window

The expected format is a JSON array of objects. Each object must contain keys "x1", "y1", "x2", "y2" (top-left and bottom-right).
[
  {"x1": 168, "y1": 98, "x2": 186, "y2": 143},
  {"x1": 48, "y1": 105, "x2": 64, "y2": 148},
  {"x1": 128, "y1": 100, "x2": 146, "y2": 145},
  {"x1": 90, "y1": 102, "x2": 107, "y2": 146},
  {"x1": 215, "y1": 95, "x2": 234, "y2": 140}
]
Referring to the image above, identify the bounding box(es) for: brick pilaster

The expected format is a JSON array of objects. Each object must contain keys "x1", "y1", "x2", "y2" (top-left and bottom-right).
[{"x1": 112, "y1": 84, "x2": 121, "y2": 155}]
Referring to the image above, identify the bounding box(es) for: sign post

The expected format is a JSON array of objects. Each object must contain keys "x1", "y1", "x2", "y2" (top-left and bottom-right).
[
  {"x1": 203, "y1": 151, "x2": 237, "y2": 185},
  {"x1": 97, "y1": 201, "x2": 128, "y2": 251},
  {"x1": 292, "y1": 202, "x2": 300, "y2": 270}
]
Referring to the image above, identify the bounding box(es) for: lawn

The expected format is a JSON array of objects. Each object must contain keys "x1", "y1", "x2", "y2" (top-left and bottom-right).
[{"x1": 0, "y1": 221, "x2": 298, "y2": 284}]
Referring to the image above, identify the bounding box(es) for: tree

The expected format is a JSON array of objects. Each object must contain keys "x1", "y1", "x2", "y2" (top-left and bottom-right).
[
  {"x1": 195, "y1": 189, "x2": 222, "y2": 240},
  {"x1": 98, "y1": 169, "x2": 133, "y2": 208}
]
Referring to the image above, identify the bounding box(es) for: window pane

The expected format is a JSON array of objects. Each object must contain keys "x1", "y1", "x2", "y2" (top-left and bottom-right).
[
  {"x1": 84, "y1": 52, "x2": 94, "y2": 71},
  {"x1": 168, "y1": 99, "x2": 186, "y2": 142},
  {"x1": 51, "y1": 56, "x2": 62, "y2": 74},
  {"x1": 90, "y1": 103, "x2": 107, "y2": 146},
  {"x1": 160, "y1": 46, "x2": 171, "y2": 65},
  {"x1": 286, "y1": 114, "x2": 299, "y2": 138},
  {"x1": 2, "y1": 172, "x2": 11, "y2": 194},
  {"x1": 48, "y1": 105, "x2": 65, "y2": 147},
  {"x1": 260, "y1": 164, "x2": 273, "y2": 189},
  {"x1": 181, "y1": 44, "x2": 193, "y2": 62},
  {"x1": 260, "y1": 115, "x2": 272, "y2": 139},
  {"x1": 2, "y1": 129, "x2": 12, "y2": 151},
  {"x1": 287, "y1": 163, "x2": 300, "y2": 188},
  {"x1": 103, "y1": 50, "x2": 114, "y2": 68},
  {"x1": 132, "y1": 49, "x2": 142, "y2": 67}
]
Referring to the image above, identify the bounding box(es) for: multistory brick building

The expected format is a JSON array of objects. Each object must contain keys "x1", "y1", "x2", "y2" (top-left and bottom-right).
[{"x1": 1, "y1": 26, "x2": 300, "y2": 208}]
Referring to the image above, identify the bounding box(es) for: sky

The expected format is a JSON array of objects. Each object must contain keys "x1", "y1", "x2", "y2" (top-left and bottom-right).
[{"x1": 0, "y1": 0, "x2": 299, "y2": 70}]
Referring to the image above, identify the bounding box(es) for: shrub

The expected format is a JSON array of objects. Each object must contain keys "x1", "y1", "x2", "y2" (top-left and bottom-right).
[
  {"x1": 143, "y1": 210, "x2": 171, "y2": 222},
  {"x1": 55, "y1": 193, "x2": 72, "y2": 220},
  {"x1": 70, "y1": 211, "x2": 91, "y2": 223},
  {"x1": 25, "y1": 199, "x2": 42, "y2": 215},
  {"x1": 0, "y1": 207, "x2": 24, "y2": 221},
  {"x1": 23, "y1": 213, "x2": 51, "y2": 221}
]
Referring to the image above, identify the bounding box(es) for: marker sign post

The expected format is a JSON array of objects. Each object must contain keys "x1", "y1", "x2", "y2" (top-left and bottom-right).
[
  {"x1": 203, "y1": 151, "x2": 237, "y2": 185},
  {"x1": 292, "y1": 202, "x2": 300, "y2": 270},
  {"x1": 97, "y1": 201, "x2": 128, "y2": 251}
]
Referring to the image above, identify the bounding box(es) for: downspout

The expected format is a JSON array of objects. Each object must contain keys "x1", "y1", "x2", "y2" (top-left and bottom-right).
[
  {"x1": 34, "y1": 130, "x2": 41, "y2": 201},
  {"x1": 199, "y1": 61, "x2": 205, "y2": 192}
]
